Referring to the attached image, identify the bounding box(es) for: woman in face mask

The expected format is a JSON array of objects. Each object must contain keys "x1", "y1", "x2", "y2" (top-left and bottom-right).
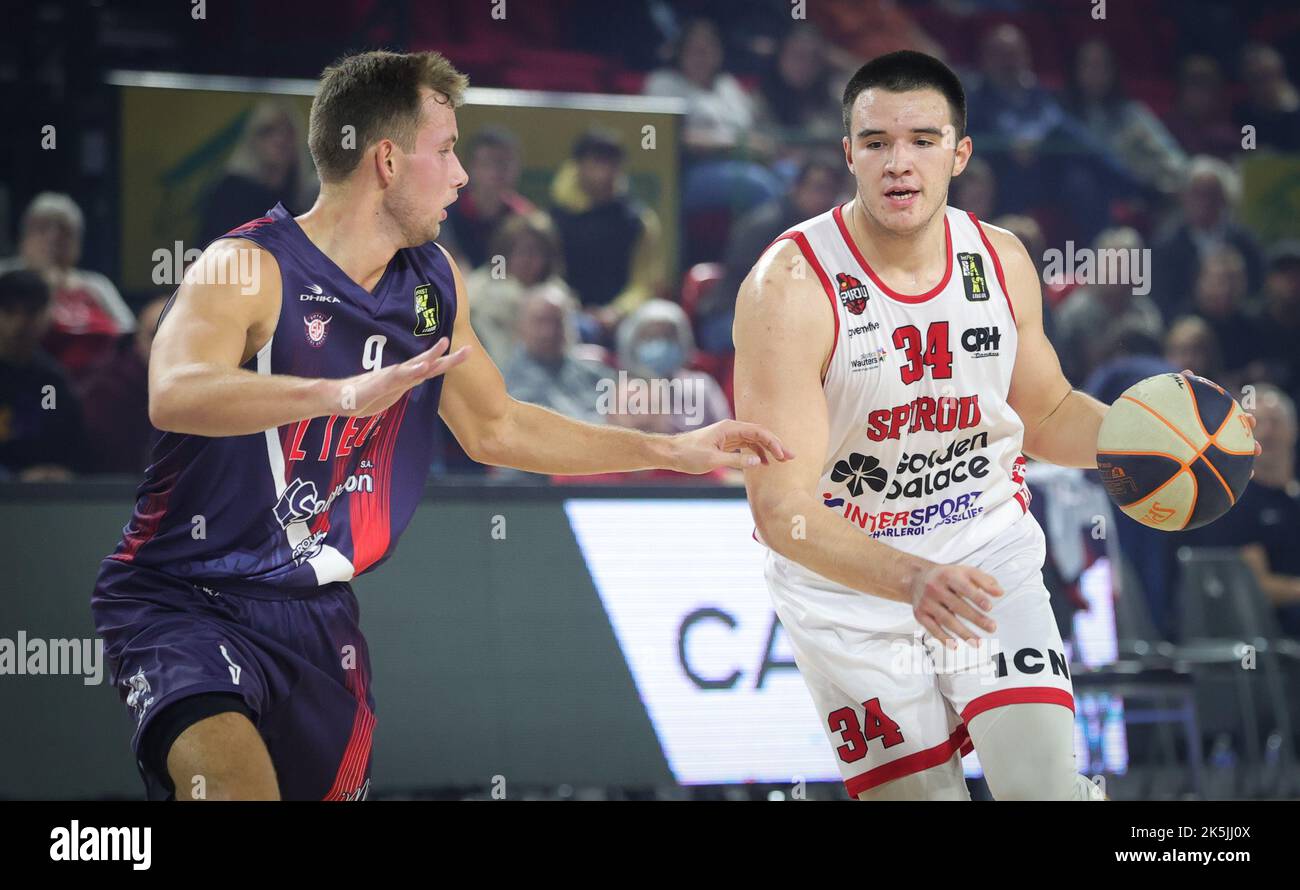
[{"x1": 614, "y1": 300, "x2": 733, "y2": 436}]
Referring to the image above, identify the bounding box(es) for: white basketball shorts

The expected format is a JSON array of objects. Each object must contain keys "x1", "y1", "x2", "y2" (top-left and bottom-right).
[{"x1": 764, "y1": 511, "x2": 1075, "y2": 796}]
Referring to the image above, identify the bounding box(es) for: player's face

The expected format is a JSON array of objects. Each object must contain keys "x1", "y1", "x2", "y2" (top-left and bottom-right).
[
  {"x1": 843, "y1": 87, "x2": 971, "y2": 236},
  {"x1": 387, "y1": 90, "x2": 468, "y2": 246}
]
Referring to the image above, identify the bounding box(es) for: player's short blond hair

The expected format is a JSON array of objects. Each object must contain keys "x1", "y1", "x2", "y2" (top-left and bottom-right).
[{"x1": 308, "y1": 50, "x2": 469, "y2": 183}]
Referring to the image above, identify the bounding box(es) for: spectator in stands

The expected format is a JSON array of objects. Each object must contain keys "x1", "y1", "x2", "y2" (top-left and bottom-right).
[
  {"x1": 612, "y1": 300, "x2": 731, "y2": 435},
  {"x1": 953, "y1": 157, "x2": 998, "y2": 221},
  {"x1": 1235, "y1": 44, "x2": 1300, "y2": 153},
  {"x1": 467, "y1": 212, "x2": 576, "y2": 369},
  {"x1": 645, "y1": 17, "x2": 783, "y2": 266},
  {"x1": 503, "y1": 283, "x2": 611, "y2": 425},
  {"x1": 0, "y1": 193, "x2": 135, "y2": 384},
  {"x1": 1165, "y1": 56, "x2": 1242, "y2": 159},
  {"x1": 76, "y1": 295, "x2": 168, "y2": 474},
  {"x1": 1164, "y1": 315, "x2": 1226, "y2": 385},
  {"x1": 1253, "y1": 241, "x2": 1300, "y2": 396},
  {"x1": 1188, "y1": 244, "x2": 1261, "y2": 382},
  {"x1": 197, "y1": 99, "x2": 317, "y2": 245},
  {"x1": 643, "y1": 18, "x2": 758, "y2": 156},
  {"x1": 0, "y1": 270, "x2": 86, "y2": 480},
  {"x1": 1184, "y1": 385, "x2": 1300, "y2": 637},
  {"x1": 439, "y1": 127, "x2": 537, "y2": 270},
  {"x1": 752, "y1": 25, "x2": 843, "y2": 145},
  {"x1": 965, "y1": 24, "x2": 1134, "y2": 242},
  {"x1": 1052, "y1": 228, "x2": 1164, "y2": 384},
  {"x1": 1150, "y1": 156, "x2": 1263, "y2": 321},
  {"x1": 808, "y1": 0, "x2": 944, "y2": 64},
  {"x1": 548, "y1": 129, "x2": 665, "y2": 343},
  {"x1": 702, "y1": 153, "x2": 846, "y2": 352},
  {"x1": 1064, "y1": 39, "x2": 1187, "y2": 196}
]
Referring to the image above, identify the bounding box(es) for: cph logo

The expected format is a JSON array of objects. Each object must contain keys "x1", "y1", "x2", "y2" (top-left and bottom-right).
[{"x1": 304, "y1": 313, "x2": 332, "y2": 347}]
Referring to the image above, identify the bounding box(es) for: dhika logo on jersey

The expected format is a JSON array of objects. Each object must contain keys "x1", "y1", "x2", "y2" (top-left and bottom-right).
[
  {"x1": 304, "y1": 312, "x2": 332, "y2": 347},
  {"x1": 958, "y1": 252, "x2": 989, "y2": 302},
  {"x1": 961, "y1": 325, "x2": 1001, "y2": 357},
  {"x1": 836, "y1": 272, "x2": 870, "y2": 315},
  {"x1": 413, "y1": 282, "x2": 440, "y2": 336},
  {"x1": 299, "y1": 283, "x2": 341, "y2": 303},
  {"x1": 866, "y1": 394, "x2": 982, "y2": 441}
]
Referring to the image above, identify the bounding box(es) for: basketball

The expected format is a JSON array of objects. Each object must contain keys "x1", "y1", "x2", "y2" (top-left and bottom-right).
[{"x1": 1096, "y1": 372, "x2": 1255, "y2": 531}]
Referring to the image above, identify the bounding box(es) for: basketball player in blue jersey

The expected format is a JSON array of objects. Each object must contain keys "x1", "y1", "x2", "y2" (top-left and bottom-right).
[
  {"x1": 91, "y1": 50, "x2": 791, "y2": 801},
  {"x1": 735, "y1": 51, "x2": 1253, "y2": 800}
]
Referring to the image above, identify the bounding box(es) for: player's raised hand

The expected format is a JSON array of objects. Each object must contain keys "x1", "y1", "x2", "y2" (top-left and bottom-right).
[
  {"x1": 909, "y1": 563, "x2": 1003, "y2": 648},
  {"x1": 335, "y1": 337, "x2": 470, "y2": 417},
  {"x1": 669, "y1": 419, "x2": 795, "y2": 474}
]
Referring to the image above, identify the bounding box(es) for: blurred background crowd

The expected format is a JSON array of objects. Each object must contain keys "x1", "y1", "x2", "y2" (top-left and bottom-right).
[{"x1": 2, "y1": 1, "x2": 1299, "y2": 643}]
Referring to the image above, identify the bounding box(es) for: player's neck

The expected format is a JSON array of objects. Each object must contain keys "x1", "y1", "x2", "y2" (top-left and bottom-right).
[
  {"x1": 294, "y1": 190, "x2": 401, "y2": 294},
  {"x1": 847, "y1": 199, "x2": 948, "y2": 290}
]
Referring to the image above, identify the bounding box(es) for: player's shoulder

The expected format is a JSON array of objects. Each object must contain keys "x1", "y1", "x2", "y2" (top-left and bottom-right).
[
  {"x1": 191, "y1": 237, "x2": 282, "y2": 290},
  {"x1": 738, "y1": 236, "x2": 824, "y2": 313},
  {"x1": 170, "y1": 236, "x2": 283, "y2": 331},
  {"x1": 741, "y1": 206, "x2": 840, "y2": 294},
  {"x1": 959, "y1": 210, "x2": 1033, "y2": 274}
]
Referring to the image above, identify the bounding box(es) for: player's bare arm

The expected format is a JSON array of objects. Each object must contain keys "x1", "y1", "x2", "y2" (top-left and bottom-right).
[
  {"x1": 148, "y1": 238, "x2": 469, "y2": 437},
  {"x1": 735, "y1": 240, "x2": 1002, "y2": 645},
  {"x1": 995, "y1": 226, "x2": 1109, "y2": 468},
  {"x1": 434, "y1": 245, "x2": 791, "y2": 474}
]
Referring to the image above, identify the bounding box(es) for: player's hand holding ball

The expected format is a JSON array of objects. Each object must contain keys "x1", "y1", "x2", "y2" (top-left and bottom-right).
[{"x1": 1096, "y1": 370, "x2": 1260, "y2": 530}]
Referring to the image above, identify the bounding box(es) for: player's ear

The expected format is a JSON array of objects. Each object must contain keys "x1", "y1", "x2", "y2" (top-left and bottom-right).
[
  {"x1": 373, "y1": 139, "x2": 397, "y2": 185},
  {"x1": 842, "y1": 134, "x2": 854, "y2": 174},
  {"x1": 950, "y1": 135, "x2": 973, "y2": 178}
]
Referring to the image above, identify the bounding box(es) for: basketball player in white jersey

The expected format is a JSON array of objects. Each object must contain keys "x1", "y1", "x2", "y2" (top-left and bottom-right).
[{"x1": 736, "y1": 50, "x2": 1112, "y2": 800}]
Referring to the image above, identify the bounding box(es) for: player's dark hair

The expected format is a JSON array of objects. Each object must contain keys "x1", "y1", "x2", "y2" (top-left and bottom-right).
[
  {"x1": 841, "y1": 50, "x2": 967, "y2": 141},
  {"x1": 0, "y1": 269, "x2": 51, "y2": 314},
  {"x1": 309, "y1": 50, "x2": 469, "y2": 183}
]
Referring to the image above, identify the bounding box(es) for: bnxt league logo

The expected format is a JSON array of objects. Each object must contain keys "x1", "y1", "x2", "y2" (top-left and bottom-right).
[{"x1": 836, "y1": 272, "x2": 870, "y2": 315}]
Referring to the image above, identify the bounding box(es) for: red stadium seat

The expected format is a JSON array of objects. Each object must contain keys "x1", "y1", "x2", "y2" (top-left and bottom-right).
[{"x1": 679, "y1": 262, "x2": 724, "y2": 323}]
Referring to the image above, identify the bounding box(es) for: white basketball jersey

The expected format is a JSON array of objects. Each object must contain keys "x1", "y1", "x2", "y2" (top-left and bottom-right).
[{"x1": 763, "y1": 204, "x2": 1036, "y2": 625}]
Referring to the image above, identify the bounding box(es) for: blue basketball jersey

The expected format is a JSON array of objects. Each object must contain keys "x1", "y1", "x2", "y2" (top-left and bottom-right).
[{"x1": 107, "y1": 203, "x2": 457, "y2": 595}]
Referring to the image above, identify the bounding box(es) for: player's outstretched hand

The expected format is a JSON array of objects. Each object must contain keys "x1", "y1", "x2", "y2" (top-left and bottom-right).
[
  {"x1": 335, "y1": 337, "x2": 470, "y2": 417},
  {"x1": 909, "y1": 563, "x2": 1003, "y2": 648},
  {"x1": 669, "y1": 420, "x2": 795, "y2": 474}
]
